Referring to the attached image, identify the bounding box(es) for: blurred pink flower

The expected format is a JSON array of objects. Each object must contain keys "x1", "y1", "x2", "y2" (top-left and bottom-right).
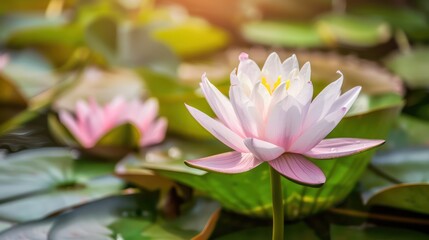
[
  {"x1": 185, "y1": 52, "x2": 384, "y2": 185},
  {"x1": 60, "y1": 97, "x2": 167, "y2": 148}
]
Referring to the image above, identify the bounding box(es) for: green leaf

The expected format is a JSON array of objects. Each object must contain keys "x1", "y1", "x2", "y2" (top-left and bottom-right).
[
  {"x1": 0, "y1": 13, "x2": 67, "y2": 43},
  {"x1": 331, "y1": 224, "x2": 429, "y2": 240},
  {"x1": 384, "y1": 47, "x2": 429, "y2": 88},
  {"x1": 352, "y1": 5, "x2": 429, "y2": 40},
  {"x1": 153, "y1": 19, "x2": 229, "y2": 59},
  {"x1": 1, "y1": 50, "x2": 59, "y2": 99},
  {"x1": 85, "y1": 17, "x2": 179, "y2": 76},
  {"x1": 43, "y1": 194, "x2": 220, "y2": 240},
  {"x1": 241, "y1": 21, "x2": 324, "y2": 48},
  {"x1": 95, "y1": 123, "x2": 141, "y2": 148},
  {"x1": 316, "y1": 14, "x2": 391, "y2": 47},
  {"x1": 0, "y1": 148, "x2": 123, "y2": 222},
  {"x1": 361, "y1": 148, "x2": 429, "y2": 192},
  {"x1": 367, "y1": 183, "x2": 429, "y2": 215},
  {"x1": 0, "y1": 219, "x2": 54, "y2": 239},
  {"x1": 216, "y1": 222, "x2": 319, "y2": 240},
  {"x1": 386, "y1": 114, "x2": 429, "y2": 149}
]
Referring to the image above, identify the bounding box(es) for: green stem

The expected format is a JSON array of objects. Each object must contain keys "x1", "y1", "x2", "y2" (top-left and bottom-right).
[{"x1": 270, "y1": 165, "x2": 284, "y2": 240}]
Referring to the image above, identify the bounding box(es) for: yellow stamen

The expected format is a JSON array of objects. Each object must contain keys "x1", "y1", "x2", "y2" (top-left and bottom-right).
[
  {"x1": 285, "y1": 79, "x2": 291, "y2": 90},
  {"x1": 261, "y1": 75, "x2": 283, "y2": 95},
  {"x1": 261, "y1": 76, "x2": 271, "y2": 93},
  {"x1": 273, "y1": 76, "x2": 281, "y2": 91}
]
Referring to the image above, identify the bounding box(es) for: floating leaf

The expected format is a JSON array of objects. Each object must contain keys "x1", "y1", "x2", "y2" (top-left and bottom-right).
[
  {"x1": 352, "y1": 6, "x2": 429, "y2": 40},
  {"x1": 0, "y1": 219, "x2": 54, "y2": 240},
  {"x1": 0, "y1": 148, "x2": 122, "y2": 222},
  {"x1": 0, "y1": 13, "x2": 67, "y2": 43},
  {"x1": 385, "y1": 47, "x2": 429, "y2": 88},
  {"x1": 316, "y1": 14, "x2": 391, "y2": 47},
  {"x1": 153, "y1": 19, "x2": 229, "y2": 59},
  {"x1": 241, "y1": 21, "x2": 324, "y2": 48},
  {"x1": 1, "y1": 50, "x2": 59, "y2": 99},
  {"x1": 85, "y1": 17, "x2": 179, "y2": 76},
  {"x1": 386, "y1": 115, "x2": 429, "y2": 149},
  {"x1": 360, "y1": 148, "x2": 429, "y2": 203},
  {"x1": 367, "y1": 183, "x2": 429, "y2": 215},
  {"x1": 22, "y1": 194, "x2": 220, "y2": 240}
]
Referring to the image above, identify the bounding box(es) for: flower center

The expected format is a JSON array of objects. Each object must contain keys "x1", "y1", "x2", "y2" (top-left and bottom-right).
[{"x1": 261, "y1": 75, "x2": 290, "y2": 95}]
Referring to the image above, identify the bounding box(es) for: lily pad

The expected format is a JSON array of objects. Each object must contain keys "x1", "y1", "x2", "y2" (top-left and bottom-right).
[
  {"x1": 0, "y1": 13, "x2": 67, "y2": 43},
  {"x1": 385, "y1": 47, "x2": 429, "y2": 88},
  {"x1": 352, "y1": 5, "x2": 429, "y2": 40},
  {"x1": 386, "y1": 114, "x2": 429, "y2": 149},
  {"x1": 85, "y1": 16, "x2": 179, "y2": 76},
  {"x1": 152, "y1": 18, "x2": 229, "y2": 59},
  {"x1": 316, "y1": 14, "x2": 391, "y2": 47},
  {"x1": 0, "y1": 193, "x2": 221, "y2": 240},
  {"x1": 367, "y1": 183, "x2": 429, "y2": 215},
  {"x1": 241, "y1": 21, "x2": 324, "y2": 48},
  {"x1": 0, "y1": 148, "x2": 123, "y2": 222},
  {"x1": 0, "y1": 50, "x2": 59, "y2": 99},
  {"x1": 360, "y1": 148, "x2": 429, "y2": 205}
]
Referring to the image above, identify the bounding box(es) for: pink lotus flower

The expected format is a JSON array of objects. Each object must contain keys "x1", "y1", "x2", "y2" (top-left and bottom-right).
[
  {"x1": 185, "y1": 52, "x2": 384, "y2": 185},
  {"x1": 59, "y1": 97, "x2": 167, "y2": 148}
]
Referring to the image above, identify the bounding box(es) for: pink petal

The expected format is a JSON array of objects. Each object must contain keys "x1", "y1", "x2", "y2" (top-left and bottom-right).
[
  {"x1": 229, "y1": 86, "x2": 261, "y2": 137},
  {"x1": 289, "y1": 107, "x2": 347, "y2": 153},
  {"x1": 304, "y1": 74, "x2": 343, "y2": 128},
  {"x1": 104, "y1": 97, "x2": 127, "y2": 127},
  {"x1": 186, "y1": 104, "x2": 248, "y2": 152},
  {"x1": 140, "y1": 117, "x2": 168, "y2": 146},
  {"x1": 59, "y1": 111, "x2": 94, "y2": 148},
  {"x1": 269, "y1": 153, "x2": 326, "y2": 185},
  {"x1": 304, "y1": 138, "x2": 385, "y2": 159},
  {"x1": 329, "y1": 86, "x2": 361, "y2": 114},
  {"x1": 265, "y1": 96, "x2": 303, "y2": 148},
  {"x1": 200, "y1": 76, "x2": 244, "y2": 136},
  {"x1": 237, "y1": 55, "x2": 261, "y2": 85},
  {"x1": 185, "y1": 151, "x2": 262, "y2": 173},
  {"x1": 75, "y1": 100, "x2": 91, "y2": 128},
  {"x1": 243, "y1": 138, "x2": 285, "y2": 161},
  {"x1": 135, "y1": 98, "x2": 158, "y2": 131}
]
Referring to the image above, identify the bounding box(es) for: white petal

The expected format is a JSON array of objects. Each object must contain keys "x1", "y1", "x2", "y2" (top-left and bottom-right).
[
  {"x1": 237, "y1": 56, "x2": 261, "y2": 85},
  {"x1": 265, "y1": 96, "x2": 303, "y2": 148},
  {"x1": 281, "y1": 54, "x2": 299, "y2": 77},
  {"x1": 186, "y1": 104, "x2": 247, "y2": 152},
  {"x1": 229, "y1": 86, "x2": 261, "y2": 137},
  {"x1": 304, "y1": 73, "x2": 343, "y2": 128},
  {"x1": 289, "y1": 107, "x2": 347, "y2": 153},
  {"x1": 243, "y1": 138, "x2": 285, "y2": 161},
  {"x1": 329, "y1": 86, "x2": 361, "y2": 113},
  {"x1": 262, "y1": 52, "x2": 282, "y2": 85},
  {"x1": 200, "y1": 76, "x2": 244, "y2": 136}
]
